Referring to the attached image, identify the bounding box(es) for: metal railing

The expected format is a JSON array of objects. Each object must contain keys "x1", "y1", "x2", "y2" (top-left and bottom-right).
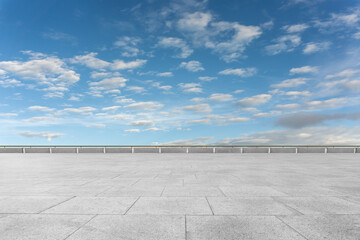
[{"x1": 0, "y1": 145, "x2": 359, "y2": 153}]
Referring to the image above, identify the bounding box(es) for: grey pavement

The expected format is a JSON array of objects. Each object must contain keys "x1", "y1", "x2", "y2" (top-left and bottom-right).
[{"x1": 0, "y1": 153, "x2": 359, "y2": 239}]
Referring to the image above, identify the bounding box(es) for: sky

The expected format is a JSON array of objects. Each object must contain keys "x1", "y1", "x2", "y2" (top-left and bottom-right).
[{"x1": 0, "y1": 0, "x2": 360, "y2": 145}]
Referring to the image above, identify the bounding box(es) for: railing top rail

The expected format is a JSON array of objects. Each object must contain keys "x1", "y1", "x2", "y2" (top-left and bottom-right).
[{"x1": 0, "y1": 145, "x2": 359, "y2": 148}]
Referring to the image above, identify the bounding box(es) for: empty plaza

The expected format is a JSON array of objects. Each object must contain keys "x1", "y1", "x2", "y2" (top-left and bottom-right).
[{"x1": 0, "y1": 152, "x2": 360, "y2": 239}]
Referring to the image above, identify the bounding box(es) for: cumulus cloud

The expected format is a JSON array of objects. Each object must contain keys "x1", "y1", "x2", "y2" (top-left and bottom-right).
[
  {"x1": 111, "y1": 59, "x2": 147, "y2": 70},
  {"x1": 198, "y1": 76, "x2": 217, "y2": 81},
  {"x1": 17, "y1": 131, "x2": 64, "y2": 141},
  {"x1": 158, "y1": 37, "x2": 193, "y2": 58},
  {"x1": 70, "y1": 52, "x2": 111, "y2": 70},
  {"x1": 0, "y1": 113, "x2": 18, "y2": 117},
  {"x1": 126, "y1": 86, "x2": 146, "y2": 93},
  {"x1": 276, "y1": 111, "x2": 360, "y2": 128},
  {"x1": 179, "y1": 61, "x2": 204, "y2": 72},
  {"x1": 213, "y1": 126, "x2": 360, "y2": 145},
  {"x1": 124, "y1": 129, "x2": 140, "y2": 133},
  {"x1": 89, "y1": 77, "x2": 128, "y2": 96},
  {"x1": 58, "y1": 106, "x2": 96, "y2": 115},
  {"x1": 177, "y1": 11, "x2": 262, "y2": 62},
  {"x1": 276, "y1": 103, "x2": 301, "y2": 110},
  {"x1": 271, "y1": 78, "x2": 310, "y2": 88},
  {"x1": 237, "y1": 94, "x2": 272, "y2": 107},
  {"x1": 178, "y1": 82, "x2": 202, "y2": 93},
  {"x1": 325, "y1": 69, "x2": 359, "y2": 79},
  {"x1": 265, "y1": 35, "x2": 301, "y2": 55},
  {"x1": 0, "y1": 79, "x2": 23, "y2": 88},
  {"x1": 156, "y1": 72, "x2": 173, "y2": 77},
  {"x1": 208, "y1": 93, "x2": 234, "y2": 102},
  {"x1": 28, "y1": 106, "x2": 55, "y2": 112},
  {"x1": 183, "y1": 103, "x2": 212, "y2": 113},
  {"x1": 0, "y1": 52, "x2": 79, "y2": 97},
  {"x1": 290, "y1": 66, "x2": 318, "y2": 75},
  {"x1": 219, "y1": 68, "x2": 257, "y2": 77},
  {"x1": 101, "y1": 106, "x2": 120, "y2": 111},
  {"x1": 125, "y1": 101, "x2": 164, "y2": 111},
  {"x1": 282, "y1": 24, "x2": 309, "y2": 33},
  {"x1": 130, "y1": 120, "x2": 155, "y2": 127},
  {"x1": 114, "y1": 36, "x2": 141, "y2": 57},
  {"x1": 164, "y1": 136, "x2": 214, "y2": 145},
  {"x1": 303, "y1": 42, "x2": 331, "y2": 54},
  {"x1": 306, "y1": 97, "x2": 347, "y2": 109}
]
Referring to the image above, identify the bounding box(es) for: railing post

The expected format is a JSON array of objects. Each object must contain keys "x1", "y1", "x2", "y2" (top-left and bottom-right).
[
  {"x1": 131, "y1": 147, "x2": 134, "y2": 154},
  {"x1": 22, "y1": 147, "x2": 25, "y2": 154},
  {"x1": 354, "y1": 147, "x2": 357, "y2": 154},
  {"x1": 268, "y1": 147, "x2": 271, "y2": 153},
  {"x1": 325, "y1": 148, "x2": 328, "y2": 153},
  {"x1": 241, "y1": 147, "x2": 243, "y2": 153},
  {"x1": 186, "y1": 147, "x2": 189, "y2": 154},
  {"x1": 76, "y1": 147, "x2": 79, "y2": 154},
  {"x1": 103, "y1": 147, "x2": 106, "y2": 154},
  {"x1": 49, "y1": 147, "x2": 52, "y2": 154},
  {"x1": 213, "y1": 147, "x2": 215, "y2": 153},
  {"x1": 159, "y1": 147, "x2": 161, "y2": 153},
  {"x1": 295, "y1": 147, "x2": 298, "y2": 154}
]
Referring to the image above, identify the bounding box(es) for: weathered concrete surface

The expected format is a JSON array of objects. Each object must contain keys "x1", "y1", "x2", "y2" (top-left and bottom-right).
[
  {"x1": 105, "y1": 147, "x2": 132, "y2": 153},
  {"x1": 51, "y1": 148, "x2": 77, "y2": 153},
  {"x1": 0, "y1": 148, "x2": 23, "y2": 153},
  {"x1": 24, "y1": 148, "x2": 50, "y2": 153},
  {"x1": 0, "y1": 153, "x2": 359, "y2": 239}
]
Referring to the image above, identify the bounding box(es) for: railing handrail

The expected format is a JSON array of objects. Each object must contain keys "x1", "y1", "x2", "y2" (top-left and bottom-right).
[{"x1": 0, "y1": 145, "x2": 359, "y2": 148}]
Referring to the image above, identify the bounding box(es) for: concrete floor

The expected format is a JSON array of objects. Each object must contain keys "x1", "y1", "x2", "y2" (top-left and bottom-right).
[{"x1": 0, "y1": 153, "x2": 359, "y2": 240}]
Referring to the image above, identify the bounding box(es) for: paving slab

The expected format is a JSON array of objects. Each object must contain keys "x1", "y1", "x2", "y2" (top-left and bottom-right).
[
  {"x1": 186, "y1": 216, "x2": 306, "y2": 240},
  {"x1": 219, "y1": 186, "x2": 287, "y2": 196},
  {"x1": 128, "y1": 197, "x2": 212, "y2": 215},
  {"x1": 207, "y1": 197, "x2": 296, "y2": 215},
  {"x1": 44, "y1": 197, "x2": 138, "y2": 214},
  {"x1": 0, "y1": 196, "x2": 71, "y2": 213},
  {"x1": 279, "y1": 214, "x2": 360, "y2": 240},
  {"x1": 100, "y1": 185, "x2": 165, "y2": 197},
  {"x1": 0, "y1": 214, "x2": 93, "y2": 240},
  {"x1": 272, "y1": 185, "x2": 346, "y2": 196},
  {"x1": 276, "y1": 196, "x2": 360, "y2": 214},
  {"x1": 66, "y1": 215, "x2": 185, "y2": 240},
  {"x1": 162, "y1": 186, "x2": 224, "y2": 197}
]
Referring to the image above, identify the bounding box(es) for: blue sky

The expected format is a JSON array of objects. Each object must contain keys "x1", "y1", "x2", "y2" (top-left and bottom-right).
[{"x1": 1, "y1": 0, "x2": 360, "y2": 145}]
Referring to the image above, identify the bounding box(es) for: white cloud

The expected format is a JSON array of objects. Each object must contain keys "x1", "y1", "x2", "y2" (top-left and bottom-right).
[
  {"x1": 224, "y1": 117, "x2": 250, "y2": 123},
  {"x1": 28, "y1": 106, "x2": 55, "y2": 112},
  {"x1": 84, "y1": 123, "x2": 106, "y2": 128},
  {"x1": 208, "y1": 93, "x2": 234, "y2": 102},
  {"x1": 151, "y1": 82, "x2": 172, "y2": 91},
  {"x1": 101, "y1": 106, "x2": 120, "y2": 111},
  {"x1": 325, "y1": 69, "x2": 359, "y2": 79},
  {"x1": 0, "y1": 79, "x2": 23, "y2": 88},
  {"x1": 282, "y1": 24, "x2": 309, "y2": 33},
  {"x1": 126, "y1": 86, "x2": 146, "y2": 93},
  {"x1": 276, "y1": 103, "x2": 301, "y2": 110},
  {"x1": 290, "y1": 66, "x2": 318, "y2": 75},
  {"x1": 0, "y1": 113, "x2": 18, "y2": 117},
  {"x1": 104, "y1": 113, "x2": 134, "y2": 121},
  {"x1": 237, "y1": 94, "x2": 272, "y2": 107},
  {"x1": 183, "y1": 103, "x2": 212, "y2": 113},
  {"x1": 68, "y1": 96, "x2": 80, "y2": 101},
  {"x1": 177, "y1": 11, "x2": 262, "y2": 62},
  {"x1": 178, "y1": 82, "x2": 202, "y2": 93},
  {"x1": 234, "y1": 90, "x2": 244, "y2": 94},
  {"x1": 213, "y1": 126, "x2": 360, "y2": 145},
  {"x1": 124, "y1": 129, "x2": 140, "y2": 133},
  {"x1": 59, "y1": 106, "x2": 96, "y2": 115},
  {"x1": 89, "y1": 77, "x2": 128, "y2": 96},
  {"x1": 17, "y1": 131, "x2": 64, "y2": 141},
  {"x1": 265, "y1": 35, "x2": 301, "y2": 55},
  {"x1": 70, "y1": 52, "x2": 110, "y2": 70},
  {"x1": 219, "y1": 68, "x2": 257, "y2": 77},
  {"x1": 198, "y1": 76, "x2": 217, "y2": 81},
  {"x1": 253, "y1": 111, "x2": 280, "y2": 118},
  {"x1": 306, "y1": 97, "x2": 347, "y2": 109},
  {"x1": 283, "y1": 91, "x2": 311, "y2": 97},
  {"x1": 114, "y1": 97, "x2": 135, "y2": 104},
  {"x1": 144, "y1": 127, "x2": 162, "y2": 131},
  {"x1": 130, "y1": 120, "x2": 155, "y2": 127},
  {"x1": 125, "y1": 101, "x2": 164, "y2": 111},
  {"x1": 164, "y1": 136, "x2": 214, "y2": 145},
  {"x1": 271, "y1": 77, "x2": 310, "y2": 88},
  {"x1": 303, "y1": 42, "x2": 331, "y2": 54},
  {"x1": 156, "y1": 72, "x2": 173, "y2": 77},
  {"x1": 111, "y1": 59, "x2": 147, "y2": 70},
  {"x1": 0, "y1": 52, "x2": 79, "y2": 96},
  {"x1": 341, "y1": 80, "x2": 360, "y2": 93},
  {"x1": 113, "y1": 36, "x2": 141, "y2": 57},
  {"x1": 179, "y1": 61, "x2": 204, "y2": 72},
  {"x1": 158, "y1": 37, "x2": 193, "y2": 58}
]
